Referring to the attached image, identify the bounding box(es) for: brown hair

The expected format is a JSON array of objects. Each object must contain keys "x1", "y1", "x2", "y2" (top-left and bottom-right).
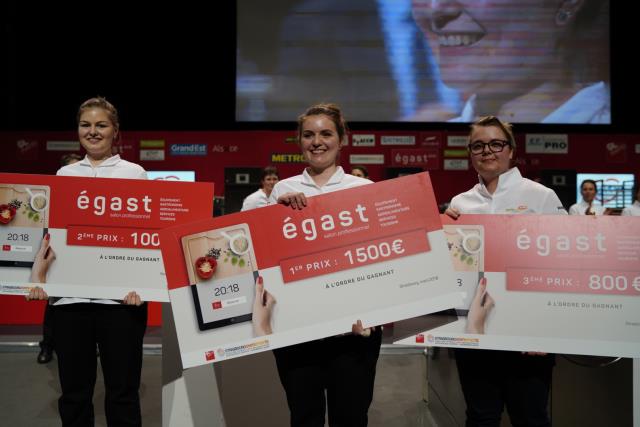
[
  {"x1": 77, "y1": 97, "x2": 120, "y2": 131},
  {"x1": 297, "y1": 103, "x2": 348, "y2": 145},
  {"x1": 580, "y1": 179, "x2": 598, "y2": 191},
  {"x1": 60, "y1": 153, "x2": 82, "y2": 167},
  {"x1": 351, "y1": 165, "x2": 369, "y2": 178},
  {"x1": 469, "y1": 116, "x2": 515, "y2": 148},
  {"x1": 261, "y1": 165, "x2": 279, "y2": 181}
]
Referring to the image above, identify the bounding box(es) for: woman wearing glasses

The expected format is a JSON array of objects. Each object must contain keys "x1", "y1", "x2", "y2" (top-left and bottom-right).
[
  {"x1": 446, "y1": 117, "x2": 566, "y2": 217},
  {"x1": 445, "y1": 116, "x2": 566, "y2": 427}
]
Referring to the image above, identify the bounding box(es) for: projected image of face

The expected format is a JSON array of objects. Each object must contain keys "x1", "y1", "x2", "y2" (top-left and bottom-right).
[
  {"x1": 409, "y1": 0, "x2": 610, "y2": 123},
  {"x1": 412, "y1": 1, "x2": 558, "y2": 94},
  {"x1": 236, "y1": 0, "x2": 609, "y2": 124}
]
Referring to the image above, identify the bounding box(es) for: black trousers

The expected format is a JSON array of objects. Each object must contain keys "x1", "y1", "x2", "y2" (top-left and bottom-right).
[
  {"x1": 455, "y1": 349, "x2": 554, "y2": 427},
  {"x1": 52, "y1": 303, "x2": 147, "y2": 427},
  {"x1": 273, "y1": 328, "x2": 382, "y2": 427},
  {"x1": 40, "y1": 303, "x2": 54, "y2": 349}
]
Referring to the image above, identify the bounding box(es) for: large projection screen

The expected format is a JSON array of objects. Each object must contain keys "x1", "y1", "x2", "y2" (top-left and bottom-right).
[{"x1": 236, "y1": 0, "x2": 610, "y2": 124}]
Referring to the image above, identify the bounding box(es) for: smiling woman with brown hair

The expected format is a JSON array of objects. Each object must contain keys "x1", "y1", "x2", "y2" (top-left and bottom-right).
[{"x1": 267, "y1": 103, "x2": 382, "y2": 427}]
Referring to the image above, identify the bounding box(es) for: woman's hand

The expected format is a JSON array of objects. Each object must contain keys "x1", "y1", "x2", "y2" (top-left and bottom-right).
[
  {"x1": 277, "y1": 192, "x2": 307, "y2": 210},
  {"x1": 123, "y1": 291, "x2": 143, "y2": 306},
  {"x1": 352, "y1": 319, "x2": 375, "y2": 337},
  {"x1": 445, "y1": 207, "x2": 460, "y2": 220},
  {"x1": 465, "y1": 277, "x2": 494, "y2": 334},
  {"x1": 25, "y1": 286, "x2": 48, "y2": 301},
  {"x1": 29, "y1": 233, "x2": 56, "y2": 283},
  {"x1": 253, "y1": 276, "x2": 276, "y2": 336}
]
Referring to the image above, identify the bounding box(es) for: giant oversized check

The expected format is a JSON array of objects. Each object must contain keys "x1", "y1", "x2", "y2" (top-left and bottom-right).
[
  {"x1": 160, "y1": 173, "x2": 462, "y2": 368},
  {"x1": 394, "y1": 215, "x2": 640, "y2": 357},
  {"x1": 0, "y1": 173, "x2": 213, "y2": 301}
]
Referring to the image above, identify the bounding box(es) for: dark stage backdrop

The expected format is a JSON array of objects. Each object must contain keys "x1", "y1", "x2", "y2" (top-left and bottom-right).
[{"x1": 1, "y1": 1, "x2": 638, "y2": 132}]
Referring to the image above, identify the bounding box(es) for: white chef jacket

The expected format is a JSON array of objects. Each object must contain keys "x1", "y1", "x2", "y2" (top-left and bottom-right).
[
  {"x1": 450, "y1": 167, "x2": 567, "y2": 215},
  {"x1": 55, "y1": 154, "x2": 147, "y2": 305},
  {"x1": 568, "y1": 200, "x2": 606, "y2": 216},
  {"x1": 269, "y1": 166, "x2": 372, "y2": 202},
  {"x1": 622, "y1": 201, "x2": 640, "y2": 216},
  {"x1": 450, "y1": 82, "x2": 610, "y2": 124},
  {"x1": 241, "y1": 189, "x2": 270, "y2": 211},
  {"x1": 58, "y1": 154, "x2": 147, "y2": 179}
]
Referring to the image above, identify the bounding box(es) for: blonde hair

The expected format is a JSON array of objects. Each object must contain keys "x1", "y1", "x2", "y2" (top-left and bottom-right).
[
  {"x1": 469, "y1": 116, "x2": 515, "y2": 148},
  {"x1": 77, "y1": 97, "x2": 120, "y2": 131}
]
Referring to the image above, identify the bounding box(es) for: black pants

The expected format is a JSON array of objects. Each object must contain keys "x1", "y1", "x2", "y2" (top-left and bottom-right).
[
  {"x1": 52, "y1": 303, "x2": 147, "y2": 427},
  {"x1": 40, "y1": 303, "x2": 54, "y2": 350},
  {"x1": 273, "y1": 328, "x2": 382, "y2": 427},
  {"x1": 455, "y1": 349, "x2": 554, "y2": 427}
]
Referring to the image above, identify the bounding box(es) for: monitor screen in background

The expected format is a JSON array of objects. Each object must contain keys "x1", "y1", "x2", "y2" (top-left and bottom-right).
[
  {"x1": 236, "y1": 0, "x2": 610, "y2": 124},
  {"x1": 147, "y1": 171, "x2": 196, "y2": 182},
  {"x1": 576, "y1": 173, "x2": 635, "y2": 208}
]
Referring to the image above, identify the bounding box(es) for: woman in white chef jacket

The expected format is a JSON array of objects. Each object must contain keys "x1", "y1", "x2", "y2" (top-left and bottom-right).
[
  {"x1": 26, "y1": 97, "x2": 147, "y2": 427},
  {"x1": 266, "y1": 103, "x2": 382, "y2": 427},
  {"x1": 445, "y1": 115, "x2": 566, "y2": 427}
]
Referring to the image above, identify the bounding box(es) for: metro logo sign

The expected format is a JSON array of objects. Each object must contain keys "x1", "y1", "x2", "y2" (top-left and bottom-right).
[{"x1": 271, "y1": 153, "x2": 306, "y2": 163}]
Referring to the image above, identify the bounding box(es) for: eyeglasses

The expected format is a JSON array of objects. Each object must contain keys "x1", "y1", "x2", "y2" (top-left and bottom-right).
[{"x1": 468, "y1": 139, "x2": 511, "y2": 155}]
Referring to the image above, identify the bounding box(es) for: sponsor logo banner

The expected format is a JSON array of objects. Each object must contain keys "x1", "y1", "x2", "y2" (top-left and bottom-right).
[
  {"x1": 170, "y1": 144, "x2": 208, "y2": 157},
  {"x1": 381, "y1": 135, "x2": 416, "y2": 146},
  {"x1": 525, "y1": 134, "x2": 569, "y2": 154},
  {"x1": 391, "y1": 149, "x2": 439, "y2": 169},
  {"x1": 46, "y1": 141, "x2": 80, "y2": 152},
  {"x1": 271, "y1": 153, "x2": 307, "y2": 163},
  {"x1": 140, "y1": 150, "x2": 165, "y2": 161},
  {"x1": 443, "y1": 159, "x2": 469, "y2": 171},
  {"x1": 443, "y1": 149, "x2": 468, "y2": 158},
  {"x1": 447, "y1": 136, "x2": 468, "y2": 147},
  {"x1": 140, "y1": 140, "x2": 165, "y2": 149},
  {"x1": 352, "y1": 134, "x2": 376, "y2": 147},
  {"x1": 605, "y1": 142, "x2": 627, "y2": 164},
  {"x1": 349, "y1": 154, "x2": 384, "y2": 165},
  {"x1": 419, "y1": 133, "x2": 442, "y2": 148},
  {"x1": 16, "y1": 140, "x2": 39, "y2": 161}
]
